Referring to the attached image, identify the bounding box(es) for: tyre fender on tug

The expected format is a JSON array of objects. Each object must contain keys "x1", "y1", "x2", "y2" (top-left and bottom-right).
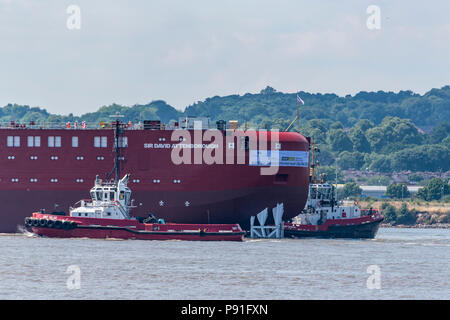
[{"x1": 62, "y1": 221, "x2": 72, "y2": 230}]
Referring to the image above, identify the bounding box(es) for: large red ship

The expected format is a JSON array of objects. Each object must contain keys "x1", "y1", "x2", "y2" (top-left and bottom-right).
[{"x1": 0, "y1": 118, "x2": 310, "y2": 232}]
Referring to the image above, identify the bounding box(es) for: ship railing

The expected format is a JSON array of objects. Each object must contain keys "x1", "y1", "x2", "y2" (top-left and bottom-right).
[
  {"x1": 0, "y1": 122, "x2": 187, "y2": 131},
  {"x1": 0, "y1": 121, "x2": 261, "y2": 131},
  {"x1": 113, "y1": 200, "x2": 130, "y2": 219},
  {"x1": 361, "y1": 209, "x2": 380, "y2": 217},
  {"x1": 0, "y1": 121, "x2": 144, "y2": 130},
  {"x1": 72, "y1": 199, "x2": 94, "y2": 208},
  {"x1": 0, "y1": 120, "x2": 262, "y2": 131},
  {"x1": 0, "y1": 122, "x2": 99, "y2": 130}
]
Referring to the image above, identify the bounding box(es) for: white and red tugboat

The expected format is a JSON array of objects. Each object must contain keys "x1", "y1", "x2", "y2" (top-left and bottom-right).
[
  {"x1": 284, "y1": 182, "x2": 383, "y2": 238},
  {"x1": 24, "y1": 118, "x2": 245, "y2": 241},
  {"x1": 25, "y1": 174, "x2": 245, "y2": 241},
  {"x1": 284, "y1": 142, "x2": 383, "y2": 239}
]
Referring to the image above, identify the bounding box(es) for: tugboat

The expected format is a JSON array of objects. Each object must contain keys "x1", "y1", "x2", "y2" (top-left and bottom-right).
[
  {"x1": 25, "y1": 174, "x2": 245, "y2": 241},
  {"x1": 24, "y1": 117, "x2": 245, "y2": 241},
  {"x1": 284, "y1": 142, "x2": 383, "y2": 239}
]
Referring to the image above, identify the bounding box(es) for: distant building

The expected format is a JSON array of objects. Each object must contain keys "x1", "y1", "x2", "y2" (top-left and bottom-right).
[{"x1": 337, "y1": 185, "x2": 421, "y2": 199}]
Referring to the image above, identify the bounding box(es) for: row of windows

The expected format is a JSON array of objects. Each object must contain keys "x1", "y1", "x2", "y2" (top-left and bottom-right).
[
  {"x1": 6, "y1": 155, "x2": 116, "y2": 161},
  {"x1": 6, "y1": 136, "x2": 128, "y2": 148},
  {"x1": 10, "y1": 178, "x2": 85, "y2": 183},
  {"x1": 7, "y1": 178, "x2": 177, "y2": 183}
]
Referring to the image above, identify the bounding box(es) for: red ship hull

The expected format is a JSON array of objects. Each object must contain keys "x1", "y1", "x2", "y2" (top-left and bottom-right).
[
  {"x1": 27, "y1": 213, "x2": 245, "y2": 241},
  {"x1": 0, "y1": 128, "x2": 310, "y2": 232}
]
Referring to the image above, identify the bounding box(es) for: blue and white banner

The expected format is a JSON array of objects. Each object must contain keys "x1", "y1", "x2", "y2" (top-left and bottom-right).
[{"x1": 249, "y1": 150, "x2": 309, "y2": 167}]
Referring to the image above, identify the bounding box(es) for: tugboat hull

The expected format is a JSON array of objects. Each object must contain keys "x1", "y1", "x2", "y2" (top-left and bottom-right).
[
  {"x1": 25, "y1": 213, "x2": 245, "y2": 242},
  {"x1": 284, "y1": 214, "x2": 384, "y2": 239}
]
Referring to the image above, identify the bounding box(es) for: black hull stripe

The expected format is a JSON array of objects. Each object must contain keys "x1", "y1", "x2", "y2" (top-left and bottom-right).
[{"x1": 36, "y1": 224, "x2": 245, "y2": 237}]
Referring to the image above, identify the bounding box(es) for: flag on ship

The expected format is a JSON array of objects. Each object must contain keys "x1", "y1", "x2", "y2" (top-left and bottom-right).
[{"x1": 297, "y1": 93, "x2": 305, "y2": 105}]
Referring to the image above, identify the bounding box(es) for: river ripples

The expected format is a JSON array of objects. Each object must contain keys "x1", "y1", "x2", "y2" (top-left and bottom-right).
[{"x1": 0, "y1": 228, "x2": 448, "y2": 299}]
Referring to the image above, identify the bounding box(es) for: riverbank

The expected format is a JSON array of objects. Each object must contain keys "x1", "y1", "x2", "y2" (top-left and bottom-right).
[
  {"x1": 360, "y1": 200, "x2": 450, "y2": 213},
  {"x1": 381, "y1": 223, "x2": 450, "y2": 229},
  {"x1": 359, "y1": 200, "x2": 450, "y2": 228}
]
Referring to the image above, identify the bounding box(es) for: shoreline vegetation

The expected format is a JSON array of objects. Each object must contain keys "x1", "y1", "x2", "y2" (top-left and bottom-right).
[
  {"x1": 360, "y1": 200, "x2": 450, "y2": 229},
  {"x1": 380, "y1": 223, "x2": 450, "y2": 229},
  {"x1": 338, "y1": 180, "x2": 450, "y2": 228}
]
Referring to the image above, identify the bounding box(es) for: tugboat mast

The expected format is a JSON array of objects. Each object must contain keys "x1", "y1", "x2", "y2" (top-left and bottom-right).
[{"x1": 309, "y1": 139, "x2": 325, "y2": 184}]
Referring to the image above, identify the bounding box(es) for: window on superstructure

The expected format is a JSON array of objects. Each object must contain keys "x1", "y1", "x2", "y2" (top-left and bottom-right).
[
  {"x1": 47, "y1": 136, "x2": 61, "y2": 147},
  {"x1": 27, "y1": 136, "x2": 41, "y2": 147},
  {"x1": 72, "y1": 136, "x2": 79, "y2": 148},
  {"x1": 14, "y1": 136, "x2": 20, "y2": 147},
  {"x1": 94, "y1": 136, "x2": 101, "y2": 148},
  {"x1": 7, "y1": 136, "x2": 13, "y2": 147},
  {"x1": 310, "y1": 188, "x2": 317, "y2": 199},
  {"x1": 94, "y1": 136, "x2": 107, "y2": 148},
  {"x1": 118, "y1": 137, "x2": 128, "y2": 148},
  {"x1": 239, "y1": 136, "x2": 250, "y2": 150}
]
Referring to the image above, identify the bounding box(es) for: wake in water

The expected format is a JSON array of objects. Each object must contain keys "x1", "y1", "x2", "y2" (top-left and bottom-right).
[{"x1": 17, "y1": 225, "x2": 37, "y2": 238}]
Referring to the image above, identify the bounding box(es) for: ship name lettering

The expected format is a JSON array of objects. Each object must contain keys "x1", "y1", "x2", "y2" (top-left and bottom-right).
[{"x1": 145, "y1": 143, "x2": 219, "y2": 149}]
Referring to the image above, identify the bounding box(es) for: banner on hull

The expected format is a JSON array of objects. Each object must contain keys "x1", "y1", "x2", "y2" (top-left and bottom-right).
[{"x1": 249, "y1": 150, "x2": 309, "y2": 167}]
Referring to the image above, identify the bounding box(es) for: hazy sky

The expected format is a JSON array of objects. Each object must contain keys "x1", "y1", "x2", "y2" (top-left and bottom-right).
[{"x1": 0, "y1": 0, "x2": 449, "y2": 115}]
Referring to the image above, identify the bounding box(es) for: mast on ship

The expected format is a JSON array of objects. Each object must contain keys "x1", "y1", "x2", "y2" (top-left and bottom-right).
[
  {"x1": 284, "y1": 91, "x2": 302, "y2": 132},
  {"x1": 308, "y1": 139, "x2": 336, "y2": 212},
  {"x1": 106, "y1": 113, "x2": 124, "y2": 183},
  {"x1": 309, "y1": 139, "x2": 325, "y2": 184}
]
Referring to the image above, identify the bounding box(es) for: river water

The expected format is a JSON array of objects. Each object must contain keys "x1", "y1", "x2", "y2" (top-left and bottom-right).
[{"x1": 0, "y1": 227, "x2": 448, "y2": 300}]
